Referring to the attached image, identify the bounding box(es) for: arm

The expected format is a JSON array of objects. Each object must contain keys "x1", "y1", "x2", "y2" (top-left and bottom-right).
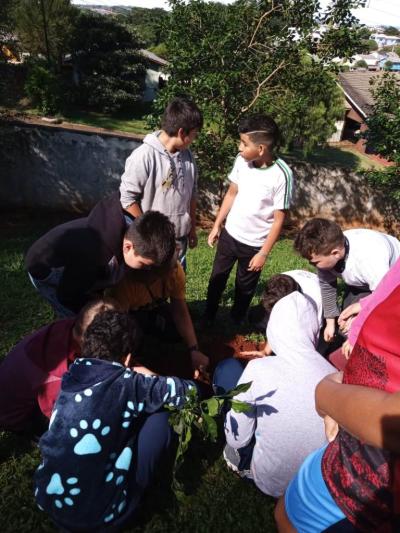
[
  {"x1": 119, "y1": 148, "x2": 149, "y2": 213},
  {"x1": 125, "y1": 202, "x2": 143, "y2": 218},
  {"x1": 131, "y1": 371, "x2": 198, "y2": 414},
  {"x1": 248, "y1": 209, "x2": 286, "y2": 272},
  {"x1": 208, "y1": 183, "x2": 238, "y2": 247},
  {"x1": 170, "y1": 297, "x2": 209, "y2": 371},
  {"x1": 316, "y1": 373, "x2": 400, "y2": 452},
  {"x1": 188, "y1": 196, "x2": 198, "y2": 248},
  {"x1": 318, "y1": 270, "x2": 339, "y2": 342}
]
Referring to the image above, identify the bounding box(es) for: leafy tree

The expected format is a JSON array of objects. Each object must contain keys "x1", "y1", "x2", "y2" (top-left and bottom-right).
[
  {"x1": 13, "y1": 0, "x2": 77, "y2": 69},
  {"x1": 151, "y1": 0, "x2": 364, "y2": 189},
  {"x1": 70, "y1": 11, "x2": 147, "y2": 113},
  {"x1": 383, "y1": 60, "x2": 393, "y2": 71},
  {"x1": 25, "y1": 58, "x2": 61, "y2": 114},
  {"x1": 381, "y1": 44, "x2": 400, "y2": 56},
  {"x1": 0, "y1": 0, "x2": 16, "y2": 58},
  {"x1": 354, "y1": 59, "x2": 368, "y2": 68},
  {"x1": 361, "y1": 39, "x2": 378, "y2": 52},
  {"x1": 383, "y1": 26, "x2": 400, "y2": 36},
  {"x1": 363, "y1": 72, "x2": 400, "y2": 199},
  {"x1": 123, "y1": 7, "x2": 168, "y2": 48}
]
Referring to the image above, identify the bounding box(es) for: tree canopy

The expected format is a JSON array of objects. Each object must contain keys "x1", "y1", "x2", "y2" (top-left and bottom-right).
[
  {"x1": 152, "y1": 0, "x2": 365, "y2": 186},
  {"x1": 363, "y1": 72, "x2": 400, "y2": 199},
  {"x1": 70, "y1": 11, "x2": 147, "y2": 112}
]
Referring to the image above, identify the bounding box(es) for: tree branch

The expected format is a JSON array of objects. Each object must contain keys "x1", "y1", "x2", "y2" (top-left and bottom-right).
[
  {"x1": 241, "y1": 60, "x2": 286, "y2": 114},
  {"x1": 248, "y1": 3, "x2": 282, "y2": 50}
]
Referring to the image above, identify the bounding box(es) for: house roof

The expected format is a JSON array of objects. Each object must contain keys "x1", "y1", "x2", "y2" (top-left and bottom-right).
[
  {"x1": 338, "y1": 71, "x2": 400, "y2": 117},
  {"x1": 140, "y1": 49, "x2": 168, "y2": 67}
]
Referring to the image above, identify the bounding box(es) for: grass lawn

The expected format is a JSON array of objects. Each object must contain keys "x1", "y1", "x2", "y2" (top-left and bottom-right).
[{"x1": 0, "y1": 212, "x2": 310, "y2": 533}]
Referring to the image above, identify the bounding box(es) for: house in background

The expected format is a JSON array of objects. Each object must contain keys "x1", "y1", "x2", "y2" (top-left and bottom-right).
[
  {"x1": 379, "y1": 52, "x2": 400, "y2": 71},
  {"x1": 140, "y1": 49, "x2": 169, "y2": 102},
  {"x1": 330, "y1": 71, "x2": 399, "y2": 163},
  {"x1": 371, "y1": 33, "x2": 400, "y2": 49}
]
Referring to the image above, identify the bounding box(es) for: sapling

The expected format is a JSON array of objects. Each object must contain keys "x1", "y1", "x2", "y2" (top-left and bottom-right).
[{"x1": 167, "y1": 382, "x2": 252, "y2": 496}]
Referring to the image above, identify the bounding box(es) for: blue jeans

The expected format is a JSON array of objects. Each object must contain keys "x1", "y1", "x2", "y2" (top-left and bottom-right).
[{"x1": 28, "y1": 269, "x2": 76, "y2": 318}]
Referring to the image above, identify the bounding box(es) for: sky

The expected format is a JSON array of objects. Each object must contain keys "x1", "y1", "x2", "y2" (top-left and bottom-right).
[{"x1": 71, "y1": 0, "x2": 400, "y2": 28}]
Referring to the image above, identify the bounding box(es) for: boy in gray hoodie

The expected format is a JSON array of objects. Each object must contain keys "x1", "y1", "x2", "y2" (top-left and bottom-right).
[{"x1": 119, "y1": 97, "x2": 203, "y2": 268}]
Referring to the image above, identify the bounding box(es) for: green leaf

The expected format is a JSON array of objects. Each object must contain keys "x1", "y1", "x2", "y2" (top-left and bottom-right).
[
  {"x1": 202, "y1": 413, "x2": 218, "y2": 441},
  {"x1": 203, "y1": 397, "x2": 221, "y2": 417},
  {"x1": 230, "y1": 399, "x2": 253, "y2": 414}
]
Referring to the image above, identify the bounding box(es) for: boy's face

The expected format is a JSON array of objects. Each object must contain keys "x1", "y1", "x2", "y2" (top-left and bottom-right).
[
  {"x1": 238, "y1": 133, "x2": 263, "y2": 162},
  {"x1": 123, "y1": 239, "x2": 155, "y2": 270},
  {"x1": 309, "y1": 249, "x2": 343, "y2": 270},
  {"x1": 177, "y1": 128, "x2": 198, "y2": 150}
]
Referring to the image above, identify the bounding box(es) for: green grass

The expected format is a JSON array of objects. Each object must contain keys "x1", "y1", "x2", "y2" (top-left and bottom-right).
[
  {"x1": 287, "y1": 145, "x2": 385, "y2": 171},
  {"x1": 0, "y1": 213, "x2": 309, "y2": 533},
  {"x1": 60, "y1": 108, "x2": 151, "y2": 136}
]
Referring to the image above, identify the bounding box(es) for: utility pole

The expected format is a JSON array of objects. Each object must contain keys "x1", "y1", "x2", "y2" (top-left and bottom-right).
[{"x1": 39, "y1": 0, "x2": 51, "y2": 66}]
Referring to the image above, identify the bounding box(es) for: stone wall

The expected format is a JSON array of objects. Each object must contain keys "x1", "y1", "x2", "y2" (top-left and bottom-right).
[{"x1": 0, "y1": 119, "x2": 398, "y2": 234}]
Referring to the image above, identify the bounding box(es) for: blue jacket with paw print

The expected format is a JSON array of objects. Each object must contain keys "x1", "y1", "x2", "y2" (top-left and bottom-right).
[{"x1": 34, "y1": 358, "x2": 197, "y2": 531}]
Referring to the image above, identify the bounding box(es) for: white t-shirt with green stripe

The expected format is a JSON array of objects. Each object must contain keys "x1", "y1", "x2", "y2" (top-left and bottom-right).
[{"x1": 225, "y1": 155, "x2": 294, "y2": 247}]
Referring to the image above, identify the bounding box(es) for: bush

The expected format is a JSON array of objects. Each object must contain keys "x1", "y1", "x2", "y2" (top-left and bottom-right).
[
  {"x1": 25, "y1": 60, "x2": 61, "y2": 115},
  {"x1": 354, "y1": 59, "x2": 368, "y2": 69}
]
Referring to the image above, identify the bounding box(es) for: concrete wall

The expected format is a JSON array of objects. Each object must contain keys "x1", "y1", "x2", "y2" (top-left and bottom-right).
[
  {"x1": 0, "y1": 120, "x2": 140, "y2": 212},
  {"x1": 1, "y1": 120, "x2": 398, "y2": 235}
]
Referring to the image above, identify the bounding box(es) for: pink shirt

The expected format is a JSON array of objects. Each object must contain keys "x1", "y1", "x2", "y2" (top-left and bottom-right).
[{"x1": 349, "y1": 257, "x2": 400, "y2": 346}]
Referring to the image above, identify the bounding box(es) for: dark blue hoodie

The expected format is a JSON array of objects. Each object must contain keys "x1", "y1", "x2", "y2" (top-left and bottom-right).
[{"x1": 35, "y1": 358, "x2": 196, "y2": 531}]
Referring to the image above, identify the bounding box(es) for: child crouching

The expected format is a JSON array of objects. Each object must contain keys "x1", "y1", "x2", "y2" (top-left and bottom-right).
[{"x1": 34, "y1": 310, "x2": 199, "y2": 532}]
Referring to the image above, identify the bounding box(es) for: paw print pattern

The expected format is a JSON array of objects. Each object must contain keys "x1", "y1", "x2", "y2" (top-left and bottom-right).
[
  {"x1": 74, "y1": 387, "x2": 93, "y2": 403},
  {"x1": 121, "y1": 401, "x2": 144, "y2": 429},
  {"x1": 45, "y1": 473, "x2": 81, "y2": 509},
  {"x1": 105, "y1": 446, "x2": 133, "y2": 486},
  {"x1": 103, "y1": 490, "x2": 128, "y2": 524},
  {"x1": 75, "y1": 358, "x2": 92, "y2": 366},
  {"x1": 70, "y1": 419, "x2": 110, "y2": 455}
]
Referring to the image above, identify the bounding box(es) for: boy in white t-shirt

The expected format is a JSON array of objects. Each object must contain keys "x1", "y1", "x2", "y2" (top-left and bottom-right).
[{"x1": 204, "y1": 114, "x2": 294, "y2": 324}]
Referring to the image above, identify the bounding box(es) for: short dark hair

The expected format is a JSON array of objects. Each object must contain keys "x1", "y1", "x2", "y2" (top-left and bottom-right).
[
  {"x1": 294, "y1": 218, "x2": 345, "y2": 259},
  {"x1": 81, "y1": 310, "x2": 142, "y2": 362},
  {"x1": 261, "y1": 274, "x2": 301, "y2": 315},
  {"x1": 238, "y1": 114, "x2": 280, "y2": 150},
  {"x1": 161, "y1": 97, "x2": 203, "y2": 135},
  {"x1": 125, "y1": 211, "x2": 176, "y2": 267}
]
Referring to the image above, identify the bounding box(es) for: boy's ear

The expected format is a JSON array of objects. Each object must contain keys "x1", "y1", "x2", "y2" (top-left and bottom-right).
[
  {"x1": 123, "y1": 238, "x2": 134, "y2": 254},
  {"x1": 177, "y1": 127, "x2": 185, "y2": 141},
  {"x1": 331, "y1": 247, "x2": 343, "y2": 259}
]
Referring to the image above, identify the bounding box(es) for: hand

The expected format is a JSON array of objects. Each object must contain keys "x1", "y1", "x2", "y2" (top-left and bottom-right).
[
  {"x1": 324, "y1": 320, "x2": 336, "y2": 342},
  {"x1": 338, "y1": 315, "x2": 354, "y2": 335},
  {"x1": 341, "y1": 340, "x2": 354, "y2": 359},
  {"x1": 190, "y1": 350, "x2": 210, "y2": 371},
  {"x1": 240, "y1": 350, "x2": 266, "y2": 358},
  {"x1": 324, "y1": 414, "x2": 339, "y2": 442},
  {"x1": 247, "y1": 252, "x2": 266, "y2": 272},
  {"x1": 338, "y1": 302, "x2": 361, "y2": 327},
  {"x1": 188, "y1": 229, "x2": 198, "y2": 249},
  {"x1": 208, "y1": 226, "x2": 220, "y2": 248}
]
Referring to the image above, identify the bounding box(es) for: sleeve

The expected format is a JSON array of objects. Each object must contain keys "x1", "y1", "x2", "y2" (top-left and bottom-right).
[
  {"x1": 273, "y1": 163, "x2": 294, "y2": 210},
  {"x1": 131, "y1": 373, "x2": 198, "y2": 413},
  {"x1": 191, "y1": 151, "x2": 198, "y2": 198},
  {"x1": 318, "y1": 269, "x2": 340, "y2": 318},
  {"x1": 224, "y1": 365, "x2": 256, "y2": 449},
  {"x1": 227, "y1": 155, "x2": 241, "y2": 185},
  {"x1": 167, "y1": 263, "x2": 186, "y2": 300},
  {"x1": 119, "y1": 147, "x2": 151, "y2": 209}
]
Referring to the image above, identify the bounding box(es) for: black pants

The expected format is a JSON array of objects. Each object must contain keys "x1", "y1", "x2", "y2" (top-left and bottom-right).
[{"x1": 205, "y1": 228, "x2": 262, "y2": 321}]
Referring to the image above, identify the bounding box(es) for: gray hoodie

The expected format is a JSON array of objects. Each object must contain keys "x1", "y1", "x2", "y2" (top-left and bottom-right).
[
  {"x1": 224, "y1": 292, "x2": 334, "y2": 497},
  {"x1": 119, "y1": 131, "x2": 198, "y2": 238}
]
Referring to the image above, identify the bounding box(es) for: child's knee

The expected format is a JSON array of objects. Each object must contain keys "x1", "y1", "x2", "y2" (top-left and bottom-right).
[{"x1": 274, "y1": 495, "x2": 296, "y2": 533}]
